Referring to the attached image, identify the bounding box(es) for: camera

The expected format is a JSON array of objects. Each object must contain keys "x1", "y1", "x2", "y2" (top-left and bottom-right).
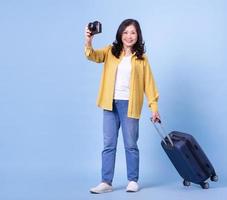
[{"x1": 88, "y1": 21, "x2": 102, "y2": 35}]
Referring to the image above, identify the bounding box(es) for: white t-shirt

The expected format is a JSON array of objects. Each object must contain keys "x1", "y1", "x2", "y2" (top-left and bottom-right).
[{"x1": 114, "y1": 55, "x2": 132, "y2": 100}]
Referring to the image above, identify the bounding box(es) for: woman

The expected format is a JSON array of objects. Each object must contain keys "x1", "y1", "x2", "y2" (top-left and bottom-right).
[{"x1": 84, "y1": 19, "x2": 160, "y2": 193}]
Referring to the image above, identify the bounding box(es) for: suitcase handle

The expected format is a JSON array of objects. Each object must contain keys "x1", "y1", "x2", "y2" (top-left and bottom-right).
[{"x1": 150, "y1": 118, "x2": 174, "y2": 146}]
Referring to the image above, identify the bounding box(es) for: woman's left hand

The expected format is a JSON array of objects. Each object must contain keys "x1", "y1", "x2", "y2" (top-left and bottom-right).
[{"x1": 151, "y1": 112, "x2": 161, "y2": 123}]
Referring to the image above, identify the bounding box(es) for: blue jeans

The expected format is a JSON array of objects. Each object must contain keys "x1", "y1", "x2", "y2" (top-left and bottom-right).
[{"x1": 102, "y1": 100, "x2": 139, "y2": 184}]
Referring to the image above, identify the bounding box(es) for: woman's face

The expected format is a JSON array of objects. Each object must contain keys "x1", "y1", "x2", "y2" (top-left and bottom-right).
[{"x1": 121, "y1": 25, "x2": 138, "y2": 49}]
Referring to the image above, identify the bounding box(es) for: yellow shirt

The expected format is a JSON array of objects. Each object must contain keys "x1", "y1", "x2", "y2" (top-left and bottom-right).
[{"x1": 85, "y1": 45, "x2": 159, "y2": 119}]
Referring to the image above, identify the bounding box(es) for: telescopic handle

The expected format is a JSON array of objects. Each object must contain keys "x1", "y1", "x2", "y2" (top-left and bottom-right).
[{"x1": 150, "y1": 118, "x2": 174, "y2": 146}]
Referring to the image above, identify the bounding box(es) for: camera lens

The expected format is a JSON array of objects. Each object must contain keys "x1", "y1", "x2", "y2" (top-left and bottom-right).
[{"x1": 88, "y1": 23, "x2": 96, "y2": 32}]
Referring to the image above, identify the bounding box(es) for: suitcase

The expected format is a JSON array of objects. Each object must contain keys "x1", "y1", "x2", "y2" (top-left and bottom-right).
[{"x1": 152, "y1": 120, "x2": 218, "y2": 189}]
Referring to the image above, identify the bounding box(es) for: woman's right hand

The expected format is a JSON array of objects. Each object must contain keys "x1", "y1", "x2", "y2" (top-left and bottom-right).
[{"x1": 85, "y1": 26, "x2": 93, "y2": 47}]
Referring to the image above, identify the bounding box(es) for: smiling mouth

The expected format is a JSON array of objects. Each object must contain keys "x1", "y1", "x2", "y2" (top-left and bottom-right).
[{"x1": 125, "y1": 40, "x2": 133, "y2": 43}]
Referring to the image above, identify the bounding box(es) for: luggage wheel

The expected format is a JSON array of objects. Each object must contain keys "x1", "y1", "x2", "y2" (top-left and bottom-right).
[
  {"x1": 183, "y1": 180, "x2": 191, "y2": 187},
  {"x1": 210, "y1": 175, "x2": 218, "y2": 182},
  {"x1": 200, "y1": 182, "x2": 209, "y2": 189}
]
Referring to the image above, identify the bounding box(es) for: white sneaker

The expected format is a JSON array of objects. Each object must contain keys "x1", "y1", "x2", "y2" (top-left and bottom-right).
[
  {"x1": 90, "y1": 182, "x2": 113, "y2": 194},
  {"x1": 126, "y1": 181, "x2": 139, "y2": 192}
]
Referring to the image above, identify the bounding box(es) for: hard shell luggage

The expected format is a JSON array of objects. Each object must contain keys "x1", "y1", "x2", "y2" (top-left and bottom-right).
[{"x1": 152, "y1": 120, "x2": 218, "y2": 189}]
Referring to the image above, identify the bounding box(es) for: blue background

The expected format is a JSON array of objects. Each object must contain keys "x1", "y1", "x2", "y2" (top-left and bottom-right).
[{"x1": 0, "y1": 0, "x2": 226, "y2": 199}]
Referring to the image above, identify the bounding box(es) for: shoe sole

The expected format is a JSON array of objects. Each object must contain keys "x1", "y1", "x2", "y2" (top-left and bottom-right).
[
  {"x1": 90, "y1": 189, "x2": 112, "y2": 194},
  {"x1": 126, "y1": 190, "x2": 138, "y2": 192}
]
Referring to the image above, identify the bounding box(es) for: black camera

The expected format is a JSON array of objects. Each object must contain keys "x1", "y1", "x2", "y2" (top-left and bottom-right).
[{"x1": 88, "y1": 21, "x2": 102, "y2": 35}]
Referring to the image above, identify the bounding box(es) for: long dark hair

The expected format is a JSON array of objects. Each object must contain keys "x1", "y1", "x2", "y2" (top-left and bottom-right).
[{"x1": 111, "y1": 19, "x2": 145, "y2": 60}]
